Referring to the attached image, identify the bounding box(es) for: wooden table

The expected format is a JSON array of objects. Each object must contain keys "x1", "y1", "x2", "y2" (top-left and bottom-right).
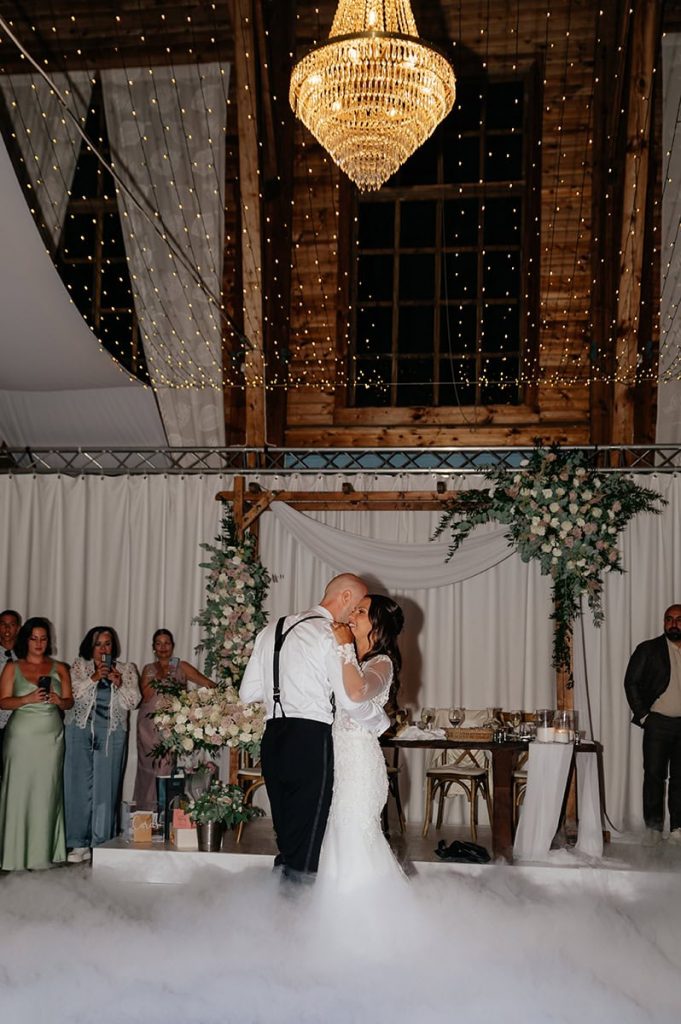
[{"x1": 382, "y1": 737, "x2": 526, "y2": 861}]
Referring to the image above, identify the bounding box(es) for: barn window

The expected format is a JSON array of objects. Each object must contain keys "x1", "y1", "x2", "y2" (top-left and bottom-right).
[{"x1": 347, "y1": 76, "x2": 537, "y2": 409}]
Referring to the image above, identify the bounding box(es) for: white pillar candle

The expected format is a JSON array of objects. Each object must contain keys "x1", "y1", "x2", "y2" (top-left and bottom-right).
[
  {"x1": 536, "y1": 726, "x2": 555, "y2": 743},
  {"x1": 554, "y1": 728, "x2": 571, "y2": 744}
]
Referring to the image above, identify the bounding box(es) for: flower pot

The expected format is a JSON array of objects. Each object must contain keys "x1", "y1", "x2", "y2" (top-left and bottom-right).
[{"x1": 196, "y1": 821, "x2": 225, "y2": 852}]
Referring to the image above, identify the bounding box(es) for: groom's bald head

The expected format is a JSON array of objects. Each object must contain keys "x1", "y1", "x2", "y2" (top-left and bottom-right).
[{"x1": 320, "y1": 573, "x2": 367, "y2": 622}]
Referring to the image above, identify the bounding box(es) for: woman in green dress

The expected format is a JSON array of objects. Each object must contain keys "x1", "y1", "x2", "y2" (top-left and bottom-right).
[{"x1": 0, "y1": 616, "x2": 73, "y2": 870}]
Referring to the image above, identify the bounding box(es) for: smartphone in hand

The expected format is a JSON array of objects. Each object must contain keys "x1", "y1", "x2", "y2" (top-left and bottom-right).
[{"x1": 37, "y1": 675, "x2": 51, "y2": 694}]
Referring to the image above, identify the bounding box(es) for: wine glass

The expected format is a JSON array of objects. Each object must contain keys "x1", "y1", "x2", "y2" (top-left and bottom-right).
[
  {"x1": 395, "y1": 707, "x2": 409, "y2": 730},
  {"x1": 448, "y1": 707, "x2": 464, "y2": 728},
  {"x1": 420, "y1": 707, "x2": 435, "y2": 730}
]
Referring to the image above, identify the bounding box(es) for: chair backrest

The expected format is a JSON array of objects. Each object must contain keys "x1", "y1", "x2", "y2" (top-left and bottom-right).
[{"x1": 432, "y1": 707, "x2": 490, "y2": 729}]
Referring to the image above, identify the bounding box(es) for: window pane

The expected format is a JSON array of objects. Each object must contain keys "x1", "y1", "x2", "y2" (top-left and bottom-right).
[
  {"x1": 487, "y1": 82, "x2": 524, "y2": 130},
  {"x1": 390, "y1": 134, "x2": 438, "y2": 186},
  {"x1": 354, "y1": 357, "x2": 392, "y2": 406},
  {"x1": 447, "y1": 83, "x2": 482, "y2": 132},
  {"x1": 485, "y1": 134, "x2": 523, "y2": 182},
  {"x1": 439, "y1": 357, "x2": 476, "y2": 405},
  {"x1": 440, "y1": 304, "x2": 477, "y2": 357},
  {"x1": 483, "y1": 251, "x2": 519, "y2": 298},
  {"x1": 479, "y1": 356, "x2": 520, "y2": 404},
  {"x1": 356, "y1": 306, "x2": 393, "y2": 354},
  {"x1": 441, "y1": 251, "x2": 477, "y2": 300},
  {"x1": 397, "y1": 357, "x2": 433, "y2": 405},
  {"x1": 443, "y1": 135, "x2": 479, "y2": 183},
  {"x1": 71, "y1": 150, "x2": 99, "y2": 199},
  {"x1": 103, "y1": 212, "x2": 127, "y2": 258},
  {"x1": 481, "y1": 303, "x2": 520, "y2": 353},
  {"x1": 483, "y1": 197, "x2": 522, "y2": 245},
  {"x1": 61, "y1": 214, "x2": 97, "y2": 258},
  {"x1": 101, "y1": 263, "x2": 133, "y2": 309},
  {"x1": 358, "y1": 202, "x2": 395, "y2": 249},
  {"x1": 61, "y1": 263, "x2": 94, "y2": 312},
  {"x1": 400, "y1": 200, "x2": 436, "y2": 248},
  {"x1": 443, "y1": 199, "x2": 478, "y2": 247},
  {"x1": 358, "y1": 254, "x2": 393, "y2": 301},
  {"x1": 399, "y1": 254, "x2": 435, "y2": 300},
  {"x1": 397, "y1": 306, "x2": 434, "y2": 354},
  {"x1": 99, "y1": 310, "x2": 133, "y2": 346}
]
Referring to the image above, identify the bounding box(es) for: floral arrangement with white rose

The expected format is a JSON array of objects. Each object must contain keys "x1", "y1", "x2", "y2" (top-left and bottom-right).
[
  {"x1": 194, "y1": 504, "x2": 271, "y2": 689},
  {"x1": 434, "y1": 445, "x2": 664, "y2": 677},
  {"x1": 150, "y1": 685, "x2": 265, "y2": 762}
]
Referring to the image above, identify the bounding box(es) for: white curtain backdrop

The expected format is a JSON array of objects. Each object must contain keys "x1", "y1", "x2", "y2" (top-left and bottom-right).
[
  {"x1": 0, "y1": 471, "x2": 678, "y2": 829},
  {"x1": 657, "y1": 34, "x2": 681, "y2": 446},
  {"x1": 101, "y1": 63, "x2": 228, "y2": 446},
  {"x1": 0, "y1": 71, "x2": 93, "y2": 245}
]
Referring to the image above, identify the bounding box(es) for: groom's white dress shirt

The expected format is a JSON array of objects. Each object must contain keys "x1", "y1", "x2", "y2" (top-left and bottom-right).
[{"x1": 240, "y1": 605, "x2": 388, "y2": 735}]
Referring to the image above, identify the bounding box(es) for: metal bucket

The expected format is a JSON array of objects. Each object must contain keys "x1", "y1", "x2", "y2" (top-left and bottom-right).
[{"x1": 196, "y1": 821, "x2": 225, "y2": 852}]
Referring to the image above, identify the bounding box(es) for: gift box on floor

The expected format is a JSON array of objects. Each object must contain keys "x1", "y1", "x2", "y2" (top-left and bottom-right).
[{"x1": 131, "y1": 811, "x2": 153, "y2": 843}]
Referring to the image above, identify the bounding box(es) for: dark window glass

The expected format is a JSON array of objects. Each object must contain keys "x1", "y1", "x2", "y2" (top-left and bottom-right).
[
  {"x1": 356, "y1": 306, "x2": 393, "y2": 354},
  {"x1": 358, "y1": 203, "x2": 394, "y2": 249},
  {"x1": 358, "y1": 254, "x2": 394, "y2": 301},
  {"x1": 485, "y1": 134, "x2": 523, "y2": 182},
  {"x1": 350, "y1": 75, "x2": 530, "y2": 410},
  {"x1": 400, "y1": 201, "x2": 436, "y2": 248},
  {"x1": 399, "y1": 254, "x2": 435, "y2": 301},
  {"x1": 483, "y1": 197, "x2": 522, "y2": 245},
  {"x1": 397, "y1": 357, "x2": 433, "y2": 406},
  {"x1": 443, "y1": 199, "x2": 479, "y2": 248},
  {"x1": 397, "y1": 306, "x2": 435, "y2": 354},
  {"x1": 62, "y1": 214, "x2": 97, "y2": 259}
]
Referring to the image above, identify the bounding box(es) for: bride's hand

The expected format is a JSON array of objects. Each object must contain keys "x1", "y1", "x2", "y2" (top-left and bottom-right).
[{"x1": 331, "y1": 622, "x2": 354, "y2": 646}]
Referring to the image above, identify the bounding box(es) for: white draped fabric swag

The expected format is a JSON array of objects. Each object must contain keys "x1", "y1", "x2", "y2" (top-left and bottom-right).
[
  {"x1": 0, "y1": 71, "x2": 93, "y2": 245},
  {"x1": 102, "y1": 63, "x2": 229, "y2": 446},
  {"x1": 0, "y1": 472, "x2": 679, "y2": 828}
]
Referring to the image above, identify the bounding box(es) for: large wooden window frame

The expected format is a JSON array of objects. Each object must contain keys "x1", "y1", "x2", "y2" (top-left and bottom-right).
[{"x1": 335, "y1": 69, "x2": 540, "y2": 425}]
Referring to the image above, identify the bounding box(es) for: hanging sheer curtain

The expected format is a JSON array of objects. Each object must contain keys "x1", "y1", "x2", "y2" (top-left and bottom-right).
[
  {"x1": 0, "y1": 71, "x2": 92, "y2": 246},
  {"x1": 101, "y1": 63, "x2": 228, "y2": 446},
  {"x1": 657, "y1": 35, "x2": 681, "y2": 447},
  {"x1": 0, "y1": 471, "x2": 676, "y2": 826}
]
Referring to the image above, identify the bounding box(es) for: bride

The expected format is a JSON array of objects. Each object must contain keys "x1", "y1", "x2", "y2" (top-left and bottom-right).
[{"x1": 316, "y1": 593, "x2": 406, "y2": 892}]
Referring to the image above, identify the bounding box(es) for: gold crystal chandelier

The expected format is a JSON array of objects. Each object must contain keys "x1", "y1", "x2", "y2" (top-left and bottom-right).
[{"x1": 289, "y1": 0, "x2": 456, "y2": 192}]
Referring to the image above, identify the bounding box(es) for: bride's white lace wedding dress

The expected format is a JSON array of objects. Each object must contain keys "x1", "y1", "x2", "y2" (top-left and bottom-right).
[{"x1": 317, "y1": 647, "x2": 406, "y2": 893}]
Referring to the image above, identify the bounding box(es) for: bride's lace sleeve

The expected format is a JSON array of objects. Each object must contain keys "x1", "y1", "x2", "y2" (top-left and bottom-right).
[{"x1": 337, "y1": 646, "x2": 392, "y2": 702}]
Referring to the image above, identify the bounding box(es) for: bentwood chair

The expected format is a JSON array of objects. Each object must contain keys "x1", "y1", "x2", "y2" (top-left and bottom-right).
[
  {"x1": 421, "y1": 708, "x2": 493, "y2": 841},
  {"x1": 235, "y1": 750, "x2": 266, "y2": 844}
]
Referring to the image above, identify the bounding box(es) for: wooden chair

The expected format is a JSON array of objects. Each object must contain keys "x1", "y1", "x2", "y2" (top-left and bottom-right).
[
  {"x1": 422, "y1": 747, "x2": 493, "y2": 841},
  {"x1": 235, "y1": 750, "x2": 266, "y2": 844}
]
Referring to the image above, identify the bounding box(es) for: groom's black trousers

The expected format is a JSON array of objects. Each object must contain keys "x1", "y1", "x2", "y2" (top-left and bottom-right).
[{"x1": 260, "y1": 717, "x2": 333, "y2": 878}]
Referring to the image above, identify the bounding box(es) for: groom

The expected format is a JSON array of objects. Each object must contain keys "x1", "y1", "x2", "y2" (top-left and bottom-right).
[{"x1": 240, "y1": 573, "x2": 388, "y2": 883}]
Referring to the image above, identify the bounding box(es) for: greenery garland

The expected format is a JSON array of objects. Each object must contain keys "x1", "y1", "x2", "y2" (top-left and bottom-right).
[
  {"x1": 194, "y1": 503, "x2": 271, "y2": 689},
  {"x1": 434, "y1": 446, "x2": 665, "y2": 677}
]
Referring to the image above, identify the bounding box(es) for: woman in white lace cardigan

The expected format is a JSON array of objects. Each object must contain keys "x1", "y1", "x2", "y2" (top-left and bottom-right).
[{"x1": 63, "y1": 626, "x2": 140, "y2": 862}]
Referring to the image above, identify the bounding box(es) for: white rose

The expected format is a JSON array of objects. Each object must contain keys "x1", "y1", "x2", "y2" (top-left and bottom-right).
[
  {"x1": 569, "y1": 503, "x2": 578, "y2": 515},
  {"x1": 181, "y1": 737, "x2": 194, "y2": 751},
  {"x1": 542, "y1": 489, "x2": 553, "y2": 499},
  {"x1": 549, "y1": 502, "x2": 560, "y2": 513},
  {"x1": 592, "y1": 508, "x2": 603, "y2": 518}
]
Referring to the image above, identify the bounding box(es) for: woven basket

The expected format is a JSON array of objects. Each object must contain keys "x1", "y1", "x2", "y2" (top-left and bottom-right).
[{"x1": 445, "y1": 727, "x2": 494, "y2": 741}]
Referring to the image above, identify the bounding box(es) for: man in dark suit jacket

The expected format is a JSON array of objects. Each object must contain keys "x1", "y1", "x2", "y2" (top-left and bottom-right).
[
  {"x1": 0, "y1": 609, "x2": 21, "y2": 774},
  {"x1": 624, "y1": 604, "x2": 681, "y2": 845}
]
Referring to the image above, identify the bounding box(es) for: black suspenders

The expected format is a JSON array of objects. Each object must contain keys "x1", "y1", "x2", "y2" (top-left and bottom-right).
[{"x1": 272, "y1": 615, "x2": 323, "y2": 719}]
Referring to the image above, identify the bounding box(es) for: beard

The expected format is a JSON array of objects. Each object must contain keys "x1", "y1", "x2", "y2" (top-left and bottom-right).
[{"x1": 665, "y1": 628, "x2": 681, "y2": 643}]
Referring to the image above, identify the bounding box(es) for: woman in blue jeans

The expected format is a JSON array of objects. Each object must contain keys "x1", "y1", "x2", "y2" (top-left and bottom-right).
[{"x1": 64, "y1": 626, "x2": 140, "y2": 862}]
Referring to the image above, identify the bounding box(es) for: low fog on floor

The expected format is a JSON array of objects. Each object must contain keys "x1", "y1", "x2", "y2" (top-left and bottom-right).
[{"x1": 1, "y1": 862, "x2": 679, "y2": 1024}]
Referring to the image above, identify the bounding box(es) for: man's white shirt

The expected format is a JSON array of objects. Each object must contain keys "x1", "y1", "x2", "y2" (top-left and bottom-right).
[{"x1": 240, "y1": 605, "x2": 389, "y2": 735}]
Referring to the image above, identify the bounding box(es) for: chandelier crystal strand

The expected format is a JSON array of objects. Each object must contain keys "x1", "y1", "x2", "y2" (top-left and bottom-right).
[{"x1": 290, "y1": 0, "x2": 456, "y2": 192}]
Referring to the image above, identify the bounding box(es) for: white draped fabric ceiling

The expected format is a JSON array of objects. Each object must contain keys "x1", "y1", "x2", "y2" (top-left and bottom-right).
[{"x1": 1, "y1": 470, "x2": 679, "y2": 831}]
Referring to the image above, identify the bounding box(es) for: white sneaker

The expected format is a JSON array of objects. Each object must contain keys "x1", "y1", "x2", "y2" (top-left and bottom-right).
[
  {"x1": 668, "y1": 829, "x2": 681, "y2": 844},
  {"x1": 642, "y1": 828, "x2": 663, "y2": 847},
  {"x1": 67, "y1": 847, "x2": 90, "y2": 863}
]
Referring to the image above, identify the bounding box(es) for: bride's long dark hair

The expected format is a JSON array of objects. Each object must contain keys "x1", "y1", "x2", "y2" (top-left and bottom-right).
[{"x1": 362, "y1": 594, "x2": 404, "y2": 710}]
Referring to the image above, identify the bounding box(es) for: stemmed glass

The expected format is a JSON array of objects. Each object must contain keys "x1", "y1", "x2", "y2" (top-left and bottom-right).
[
  {"x1": 448, "y1": 707, "x2": 464, "y2": 728},
  {"x1": 420, "y1": 707, "x2": 435, "y2": 730},
  {"x1": 509, "y1": 710, "x2": 522, "y2": 735}
]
